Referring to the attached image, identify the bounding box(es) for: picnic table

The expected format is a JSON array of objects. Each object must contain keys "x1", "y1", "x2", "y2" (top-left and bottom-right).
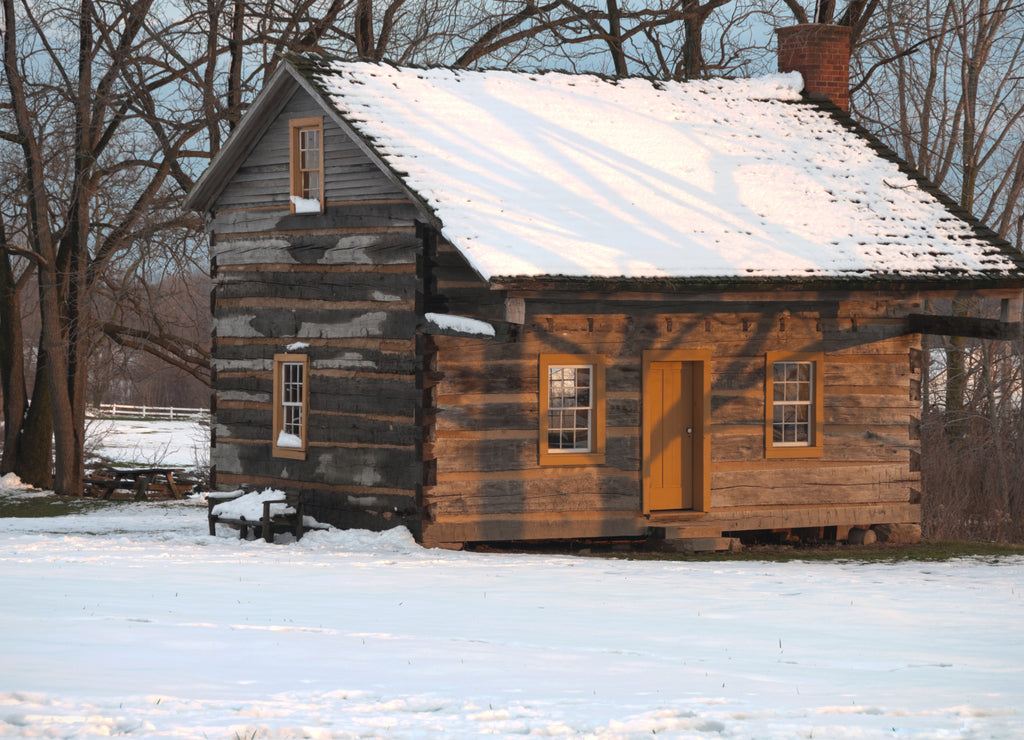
[{"x1": 84, "y1": 466, "x2": 190, "y2": 500}]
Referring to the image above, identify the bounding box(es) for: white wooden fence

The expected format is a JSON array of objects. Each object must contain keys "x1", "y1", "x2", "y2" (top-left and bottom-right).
[{"x1": 88, "y1": 403, "x2": 209, "y2": 421}]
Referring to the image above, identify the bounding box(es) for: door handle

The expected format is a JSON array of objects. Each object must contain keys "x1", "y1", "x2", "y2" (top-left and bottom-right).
[{"x1": 686, "y1": 427, "x2": 693, "y2": 435}]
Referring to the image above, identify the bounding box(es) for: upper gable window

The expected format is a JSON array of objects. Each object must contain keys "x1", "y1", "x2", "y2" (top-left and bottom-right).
[{"x1": 289, "y1": 117, "x2": 324, "y2": 213}]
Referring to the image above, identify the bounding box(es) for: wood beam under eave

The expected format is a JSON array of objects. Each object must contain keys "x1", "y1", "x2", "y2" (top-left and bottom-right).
[{"x1": 907, "y1": 314, "x2": 1022, "y2": 340}]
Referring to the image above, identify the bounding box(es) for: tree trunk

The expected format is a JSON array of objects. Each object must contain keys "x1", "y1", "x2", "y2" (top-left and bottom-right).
[
  {"x1": 226, "y1": 0, "x2": 245, "y2": 135},
  {"x1": 53, "y1": 0, "x2": 96, "y2": 496},
  {"x1": 944, "y1": 330, "x2": 967, "y2": 435},
  {"x1": 0, "y1": 224, "x2": 27, "y2": 474},
  {"x1": 3, "y1": 0, "x2": 64, "y2": 491},
  {"x1": 605, "y1": 0, "x2": 628, "y2": 76},
  {"x1": 682, "y1": 11, "x2": 704, "y2": 79},
  {"x1": 14, "y1": 349, "x2": 54, "y2": 489},
  {"x1": 355, "y1": 0, "x2": 374, "y2": 59},
  {"x1": 203, "y1": 0, "x2": 222, "y2": 149}
]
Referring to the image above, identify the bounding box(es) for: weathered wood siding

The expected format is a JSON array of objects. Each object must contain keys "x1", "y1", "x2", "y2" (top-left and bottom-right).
[
  {"x1": 213, "y1": 88, "x2": 405, "y2": 223},
  {"x1": 429, "y1": 240, "x2": 506, "y2": 319},
  {"x1": 209, "y1": 86, "x2": 423, "y2": 535},
  {"x1": 419, "y1": 287, "x2": 984, "y2": 545}
]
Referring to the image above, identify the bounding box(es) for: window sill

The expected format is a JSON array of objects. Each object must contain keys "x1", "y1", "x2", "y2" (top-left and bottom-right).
[
  {"x1": 272, "y1": 446, "x2": 307, "y2": 461},
  {"x1": 765, "y1": 445, "x2": 823, "y2": 460},
  {"x1": 539, "y1": 451, "x2": 606, "y2": 466}
]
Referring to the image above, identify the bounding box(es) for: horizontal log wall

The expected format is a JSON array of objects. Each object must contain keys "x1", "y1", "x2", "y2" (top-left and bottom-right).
[
  {"x1": 430, "y1": 241, "x2": 506, "y2": 320},
  {"x1": 422, "y1": 288, "x2": 947, "y2": 543},
  {"x1": 209, "y1": 88, "x2": 423, "y2": 534}
]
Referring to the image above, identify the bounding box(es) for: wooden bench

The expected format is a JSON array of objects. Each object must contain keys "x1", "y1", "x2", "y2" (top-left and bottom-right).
[{"x1": 207, "y1": 490, "x2": 320, "y2": 542}]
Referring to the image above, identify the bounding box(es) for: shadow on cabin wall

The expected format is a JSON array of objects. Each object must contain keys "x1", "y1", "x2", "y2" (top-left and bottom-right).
[{"x1": 427, "y1": 289, "x2": 921, "y2": 547}]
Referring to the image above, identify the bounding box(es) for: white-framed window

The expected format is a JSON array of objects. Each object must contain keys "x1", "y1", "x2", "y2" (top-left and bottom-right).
[
  {"x1": 765, "y1": 352, "x2": 823, "y2": 458},
  {"x1": 289, "y1": 117, "x2": 323, "y2": 213},
  {"x1": 772, "y1": 360, "x2": 813, "y2": 445},
  {"x1": 547, "y1": 365, "x2": 593, "y2": 453},
  {"x1": 273, "y1": 353, "x2": 309, "y2": 459},
  {"x1": 539, "y1": 354, "x2": 605, "y2": 466}
]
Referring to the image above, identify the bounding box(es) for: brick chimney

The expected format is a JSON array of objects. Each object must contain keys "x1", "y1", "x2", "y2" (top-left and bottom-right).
[{"x1": 776, "y1": 24, "x2": 851, "y2": 112}]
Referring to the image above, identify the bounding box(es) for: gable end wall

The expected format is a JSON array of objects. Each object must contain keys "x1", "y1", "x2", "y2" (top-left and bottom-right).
[
  {"x1": 212, "y1": 88, "x2": 407, "y2": 229},
  {"x1": 208, "y1": 87, "x2": 424, "y2": 535}
]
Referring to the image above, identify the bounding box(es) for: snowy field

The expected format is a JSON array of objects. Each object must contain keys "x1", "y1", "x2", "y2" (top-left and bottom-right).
[
  {"x1": 85, "y1": 416, "x2": 208, "y2": 469},
  {"x1": 1, "y1": 421, "x2": 1022, "y2": 739}
]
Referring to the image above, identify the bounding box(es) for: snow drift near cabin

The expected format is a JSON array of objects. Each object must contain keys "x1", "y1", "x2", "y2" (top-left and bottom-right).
[{"x1": 309, "y1": 63, "x2": 1018, "y2": 281}]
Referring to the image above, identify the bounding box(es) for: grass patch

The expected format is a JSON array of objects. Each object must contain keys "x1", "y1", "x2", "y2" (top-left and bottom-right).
[
  {"x1": 476, "y1": 538, "x2": 1024, "y2": 563},
  {"x1": 612, "y1": 540, "x2": 1024, "y2": 563},
  {"x1": 0, "y1": 493, "x2": 115, "y2": 518}
]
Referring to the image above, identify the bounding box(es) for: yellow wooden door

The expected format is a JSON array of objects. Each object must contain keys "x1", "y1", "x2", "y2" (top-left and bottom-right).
[{"x1": 648, "y1": 361, "x2": 695, "y2": 511}]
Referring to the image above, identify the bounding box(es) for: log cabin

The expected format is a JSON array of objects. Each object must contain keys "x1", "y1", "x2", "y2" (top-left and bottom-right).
[{"x1": 185, "y1": 25, "x2": 1024, "y2": 549}]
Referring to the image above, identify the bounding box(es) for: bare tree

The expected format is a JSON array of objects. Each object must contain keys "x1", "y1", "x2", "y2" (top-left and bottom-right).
[
  {"x1": 851, "y1": 0, "x2": 1024, "y2": 429},
  {"x1": 0, "y1": 211, "x2": 27, "y2": 474},
  {"x1": 449, "y1": 0, "x2": 740, "y2": 77},
  {"x1": 850, "y1": 0, "x2": 1024, "y2": 237},
  {"x1": 1, "y1": 0, "x2": 212, "y2": 492}
]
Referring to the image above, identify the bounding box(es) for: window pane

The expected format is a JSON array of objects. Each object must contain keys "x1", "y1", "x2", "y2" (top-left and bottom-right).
[
  {"x1": 547, "y1": 365, "x2": 593, "y2": 452},
  {"x1": 302, "y1": 171, "x2": 320, "y2": 200},
  {"x1": 283, "y1": 406, "x2": 302, "y2": 436},
  {"x1": 300, "y1": 129, "x2": 319, "y2": 168},
  {"x1": 771, "y1": 360, "x2": 815, "y2": 448},
  {"x1": 575, "y1": 409, "x2": 590, "y2": 430},
  {"x1": 279, "y1": 361, "x2": 305, "y2": 443},
  {"x1": 297, "y1": 127, "x2": 321, "y2": 202}
]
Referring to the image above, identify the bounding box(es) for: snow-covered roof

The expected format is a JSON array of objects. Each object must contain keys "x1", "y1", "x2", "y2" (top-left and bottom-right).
[{"x1": 297, "y1": 59, "x2": 1023, "y2": 284}]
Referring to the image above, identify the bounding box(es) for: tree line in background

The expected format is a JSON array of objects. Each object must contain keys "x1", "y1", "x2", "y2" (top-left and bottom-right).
[{"x1": 1, "y1": 0, "x2": 1022, "y2": 539}]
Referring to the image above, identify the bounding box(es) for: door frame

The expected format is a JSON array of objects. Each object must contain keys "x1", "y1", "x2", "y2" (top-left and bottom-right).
[{"x1": 641, "y1": 349, "x2": 712, "y2": 514}]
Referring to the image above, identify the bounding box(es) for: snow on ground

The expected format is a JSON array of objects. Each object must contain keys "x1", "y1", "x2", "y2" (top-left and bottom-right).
[
  {"x1": 86, "y1": 417, "x2": 208, "y2": 469},
  {"x1": 2, "y1": 493, "x2": 1021, "y2": 739},
  {"x1": 1, "y1": 422, "x2": 1023, "y2": 738}
]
